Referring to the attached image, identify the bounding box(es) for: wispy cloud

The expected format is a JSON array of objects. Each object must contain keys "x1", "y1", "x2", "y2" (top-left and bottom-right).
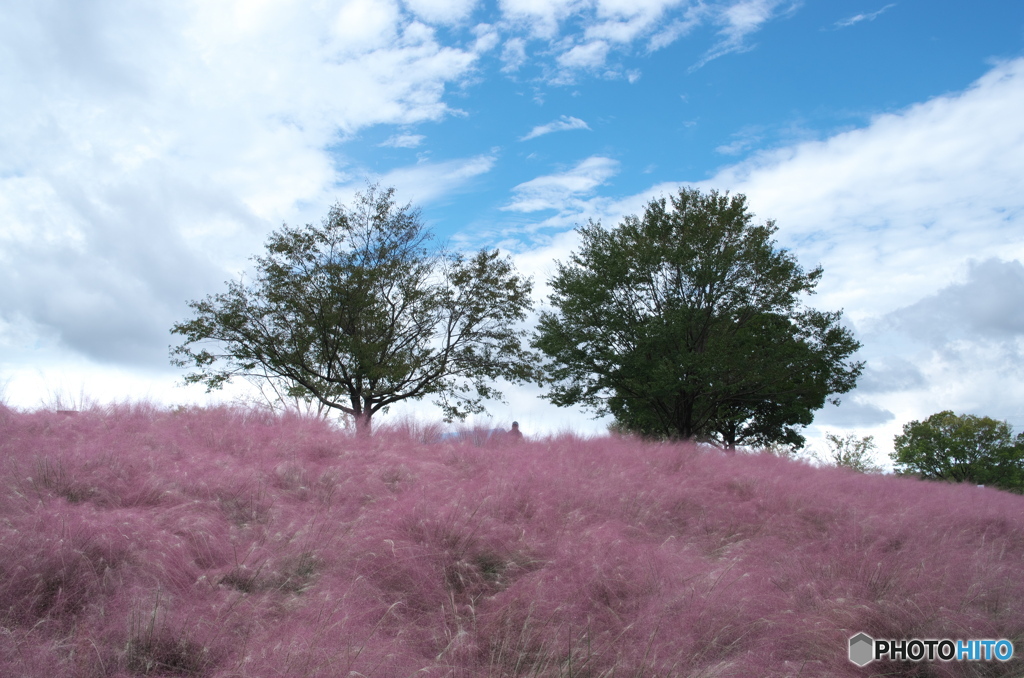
[
  {"x1": 691, "y1": 0, "x2": 790, "y2": 71},
  {"x1": 520, "y1": 115, "x2": 591, "y2": 141},
  {"x1": 364, "y1": 154, "x2": 498, "y2": 205},
  {"x1": 834, "y1": 4, "x2": 896, "y2": 29},
  {"x1": 500, "y1": 37, "x2": 528, "y2": 72},
  {"x1": 715, "y1": 125, "x2": 765, "y2": 155},
  {"x1": 499, "y1": 0, "x2": 790, "y2": 80},
  {"x1": 648, "y1": 10, "x2": 705, "y2": 52},
  {"x1": 380, "y1": 133, "x2": 426, "y2": 148},
  {"x1": 504, "y1": 156, "x2": 619, "y2": 212}
]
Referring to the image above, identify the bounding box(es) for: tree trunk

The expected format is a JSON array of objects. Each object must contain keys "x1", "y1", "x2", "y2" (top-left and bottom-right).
[
  {"x1": 351, "y1": 394, "x2": 372, "y2": 436},
  {"x1": 722, "y1": 421, "x2": 738, "y2": 454},
  {"x1": 354, "y1": 410, "x2": 372, "y2": 436}
]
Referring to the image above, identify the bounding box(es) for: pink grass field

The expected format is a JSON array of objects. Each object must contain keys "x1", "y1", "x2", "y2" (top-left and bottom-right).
[{"x1": 1, "y1": 403, "x2": 1022, "y2": 677}]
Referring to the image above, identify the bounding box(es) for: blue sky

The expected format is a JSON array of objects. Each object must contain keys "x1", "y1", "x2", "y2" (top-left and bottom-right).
[
  {"x1": 342, "y1": 0, "x2": 1023, "y2": 234},
  {"x1": 2, "y1": 1, "x2": 1024, "y2": 460}
]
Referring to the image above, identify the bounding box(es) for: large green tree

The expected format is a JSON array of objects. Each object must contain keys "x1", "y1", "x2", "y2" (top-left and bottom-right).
[
  {"x1": 171, "y1": 186, "x2": 539, "y2": 434},
  {"x1": 891, "y1": 411, "x2": 1024, "y2": 491},
  {"x1": 533, "y1": 187, "x2": 863, "y2": 449}
]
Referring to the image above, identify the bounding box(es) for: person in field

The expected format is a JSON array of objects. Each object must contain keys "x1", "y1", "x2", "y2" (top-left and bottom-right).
[{"x1": 508, "y1": 421, "x2": 523, "y2": 441}]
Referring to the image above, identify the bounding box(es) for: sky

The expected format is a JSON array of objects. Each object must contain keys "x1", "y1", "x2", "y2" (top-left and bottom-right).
[{"x1": 2, "y1": 0, "x2": 1024, "y2": 460}]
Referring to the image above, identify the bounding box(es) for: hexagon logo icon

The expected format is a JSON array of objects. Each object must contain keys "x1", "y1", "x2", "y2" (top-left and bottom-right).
[{"x1": 849, "y1": 633, "x2": 874, "y2": 666}]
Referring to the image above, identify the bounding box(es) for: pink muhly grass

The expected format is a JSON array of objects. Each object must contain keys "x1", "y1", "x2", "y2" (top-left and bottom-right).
[{"x1": 0, "y1": 404, "x2": 1022, "y2": 677}]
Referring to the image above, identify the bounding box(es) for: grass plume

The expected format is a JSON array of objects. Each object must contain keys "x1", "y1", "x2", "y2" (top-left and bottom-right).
[{"x1": 0, "y1": 403, "x2": 1022, "y2": 676}]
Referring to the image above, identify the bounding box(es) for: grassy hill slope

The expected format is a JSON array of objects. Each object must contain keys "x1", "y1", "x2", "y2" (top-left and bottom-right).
[{"x1": 1, "y1": 404, "x2": 1022, "y2": 677}]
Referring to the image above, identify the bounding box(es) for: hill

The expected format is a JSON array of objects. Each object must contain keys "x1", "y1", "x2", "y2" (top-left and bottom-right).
[{"x1": 1, "y1": 404, "x2": 1022, "y2": 677}]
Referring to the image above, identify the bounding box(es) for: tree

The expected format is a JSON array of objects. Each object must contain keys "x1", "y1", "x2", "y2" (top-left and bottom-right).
[
  {"x1": 818, "y1": 433, "x2": 883, "y2": 473},
  {"x1": 891, "y1": 411, "x2": 1024, "y2": 491},
  {"x1": 533, "y1": 187, "x2": 863, "y2": 449},
  {"x1": 171, "y1": 186, "x2": 539, "y2": 434}
]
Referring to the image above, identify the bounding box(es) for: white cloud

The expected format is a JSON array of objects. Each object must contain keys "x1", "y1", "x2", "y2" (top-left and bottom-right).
[
  {"x1": 586, "y1": 0, "x2": 687, "y2": 44},
  {"x1": 403, "y1": 0, "x2": 479, "y2": 25},
  {"x1": 471, "y1": 22, "x2": 501, "y2": 52},
  {"x1": 718, "y1": 59, "x2": 1024, "y2": 440},
  {"x1": 708, "y1": 58, "x2": 1024, "y2": 318},
  {"x1": 380, "y1": 133, "x2": 427, "y2": 148},
  {"x1": 715, "y1": 125, "x2": 765, "y2": 155},
  {"x1": 520, "y1": 115, "x2": 591, "y2": 140},
  {"x1": 331, "y1": 0, "x2": 402, "y2": 55},
  {"x1": 849, "y1": 258, "x2": 1024, "y2": 434},
  {"x1": 882, "y1": 259, "x2": 1024, "y2": 345},
  {"x1": 0, "y1": 2, "x2": 483, "y2": 372},
  {"x1": 367, "y1": 154, "x2": 498, "y2": 205},
  {"x1": 648, "y1": 10, "x2": 704, "y2": 51},
  {"x1": 834, "y1": 4, "x2": 896, "y2": 29},
  {"x1": 692, "y1": 0, "x2": 788, "y2": 69},
  {"x1": 497, "y1": 0, "x2": 779, "y2": 78},
  {"x1": 504, "y1": 156, "x2": 620, "y2": 212},
  {"x1": 500, "y1": 36, "x2": 528, "y2": 71},
  {"x1": 500, "y1": 0, "x2": 690, "y2": 42},
  {"x1": 499, "y1": 0, "x2": 588, "y2": 39},
  {"x1": 557, "y1": 40, "x2": 611, "y2": 70}
]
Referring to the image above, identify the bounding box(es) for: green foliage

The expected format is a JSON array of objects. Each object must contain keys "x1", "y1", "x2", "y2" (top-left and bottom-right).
[
  {"x1": 171, "y1": 185, "x2": 539, "y2": 433},
  {"x1": 819, "y1": 433, "x2": 883, "y2": 473},
  {"x1": 891, "y1": 411, "x2": 1024, "y2": 491},
  {"x1": 533, "y1": 187, "x2": 863, "y2": 448}
]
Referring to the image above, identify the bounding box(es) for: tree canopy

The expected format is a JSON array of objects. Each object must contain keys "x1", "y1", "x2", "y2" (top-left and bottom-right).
[
  {"x1": 171, "y1": 186, "x2": 539, "y2": 433},
  {"x1": 891, "y1": 411, "x2": 1024, "y2": 491},
  {"x1": 533, "y1": 187, "x2": 863, "y2": 449}
]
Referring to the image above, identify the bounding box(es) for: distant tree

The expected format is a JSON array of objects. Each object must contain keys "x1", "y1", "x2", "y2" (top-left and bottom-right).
[
  {"x1": 171, "y1": 186, "x2": 539, "y2": 434},
  {"x1": 819, "y1": 433, "x2": 883, "y2": 473},
  {"x1": 891, "y1": 411, "x2": 1024, "y2": 491},
  {"x1": 533, "y1": 187, "x2": 863, "y2": 449}
]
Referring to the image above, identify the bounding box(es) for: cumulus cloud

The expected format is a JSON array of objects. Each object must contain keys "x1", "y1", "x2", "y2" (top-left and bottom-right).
[
  {"x1": 711, "y1": 59, "x2": 1024, "y2": 439},
  {"x1": 0, "y1": 1, "x2": 482, "y2": 371},
  {"x1": 470, "y1": 22, "x2": 501, "y2": 52},
  {"x1": 855, "y1": 358, "x2": 927, "y2": 395},
  {"x1": 882, "y1": 259, "x2": 1024, "y2": 346},
  {"x1": 705, "y1": 58, "x2": 1024, "y2": 318},
  {"x1": 520, "y1": 115, "x2": 591, "y2": 140},
  {"x1": 331, "y1": 0, "x2": 402, "y2": 55},
  {"x1": 812, "y1": 397, "x2": 896, "y2": 427}
]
